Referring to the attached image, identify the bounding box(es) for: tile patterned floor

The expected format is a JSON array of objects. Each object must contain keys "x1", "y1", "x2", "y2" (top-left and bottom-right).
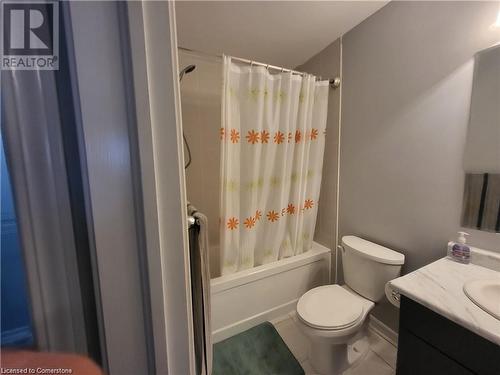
[{"x1": 271, "y1": 312, "x2": 397, "y2": 375}]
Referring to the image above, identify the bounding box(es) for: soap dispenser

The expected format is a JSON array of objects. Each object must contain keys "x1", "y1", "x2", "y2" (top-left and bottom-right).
[{"x1": 448, "y1": 232, "x2": 470, "y2": 264}]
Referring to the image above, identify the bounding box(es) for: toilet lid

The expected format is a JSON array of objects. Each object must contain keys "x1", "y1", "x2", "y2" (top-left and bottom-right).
[{"x1": 297, "y1": 285, "x2": 364, "y2": 330}]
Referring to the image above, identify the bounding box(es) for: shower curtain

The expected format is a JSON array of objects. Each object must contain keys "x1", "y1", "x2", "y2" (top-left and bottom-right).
[{"x1": 220, "y1": 56, "x2": 329, "y2": 275}]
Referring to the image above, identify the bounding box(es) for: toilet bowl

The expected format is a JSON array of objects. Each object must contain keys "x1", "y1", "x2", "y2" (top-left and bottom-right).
[
  {"x1": 297, "y1": 284, "x2": 375, "y2": 374},
  {"x1": 296, "y1": 236, "x2": 405, "y2": 375}
]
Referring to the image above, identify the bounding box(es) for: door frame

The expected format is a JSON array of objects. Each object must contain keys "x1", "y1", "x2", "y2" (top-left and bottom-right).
[{"x1": 126, "y1": 2, "x2": 195, "y2": 374}]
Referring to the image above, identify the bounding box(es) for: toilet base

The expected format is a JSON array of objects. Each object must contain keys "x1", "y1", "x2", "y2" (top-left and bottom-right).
[
  {"x1": 310, "y1": 340, "x2": 348, "y2": 374},
  {"x1": 309, "y1": 335, "x2": 370, "y2": 375}
]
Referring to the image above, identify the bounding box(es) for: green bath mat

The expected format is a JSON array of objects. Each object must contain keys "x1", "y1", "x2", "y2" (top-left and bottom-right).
[{"x1": 212, "y1": 322, "x2": 304, "y2": 375}]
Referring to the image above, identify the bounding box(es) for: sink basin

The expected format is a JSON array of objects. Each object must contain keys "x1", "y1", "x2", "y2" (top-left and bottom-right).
[{"x1": 463, "y1": 279, "x2": 500, "y2": 320}]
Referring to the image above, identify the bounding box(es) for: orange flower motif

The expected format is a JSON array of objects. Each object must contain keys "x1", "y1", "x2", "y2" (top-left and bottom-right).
[
  {"x1": 246, "y1": 130, "x2": 260, "y2": 144},
  {"x1": 288, "y1": 132, "x2": 292, "y2": 143},
  {"x1": 267, "y1": 210, "x2": 279, "y2": 222},
  {"x1": 255, "y1": 210, "x2": 262, "y2": 221},
  {"x1": 304, "y1": 199, "x2": 314, "y2": 210},
  {"x1": 310, "y1": 128, "x2": 319, "y2": 140},
  {"x1": 244, "y1": 216, "x2": 256, "y2": 229},
  {"x1": 295, "y1": 130, "x2": 301, "y2": 143},
  {"x1": 286, "y1": 204, "x2": 296, "y2": 215},
  {"x1": 274, "y1": 131, "x2": 285, "y2": 144},
  {"x1": 220, "y1": 128, "x2": 225, "y2": 140},
  {"x1": 260, "y1": 130, "x2": 270, "y2": 144},
  {"x1": 227, "y1": 217, "x2": 239, "y2": 230},
  {"x1": 230, "y1": 129, "x2": 240, "y2": 143}
]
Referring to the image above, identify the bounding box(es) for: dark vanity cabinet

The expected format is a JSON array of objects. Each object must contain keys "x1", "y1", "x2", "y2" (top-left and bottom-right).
[{"x1": 396, "y1": 296, "x2": 500, "y2": 375}]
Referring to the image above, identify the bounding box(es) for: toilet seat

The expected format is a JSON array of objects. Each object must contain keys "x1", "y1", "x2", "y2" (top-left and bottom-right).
[{"x1": 297, "y1": 285, "x2": 364, "y2": 330}]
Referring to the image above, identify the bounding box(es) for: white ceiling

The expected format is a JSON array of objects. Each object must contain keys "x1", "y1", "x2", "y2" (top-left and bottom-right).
[{"x1": 175, "y1": 1, "x2": 388, "y2": 68}]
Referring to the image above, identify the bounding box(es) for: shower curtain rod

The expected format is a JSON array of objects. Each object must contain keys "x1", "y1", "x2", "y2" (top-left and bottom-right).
[{"x1": 178, "y1": 46, "x2": 333, "y2": 82}]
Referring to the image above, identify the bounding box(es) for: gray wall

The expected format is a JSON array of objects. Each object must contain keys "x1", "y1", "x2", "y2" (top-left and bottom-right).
[
  {"x1": 340, "y1": 1, "x2": 500, "y2": 330},
  {"x1": 298, "y1": 39, "x2": 341, "y2": 277}
]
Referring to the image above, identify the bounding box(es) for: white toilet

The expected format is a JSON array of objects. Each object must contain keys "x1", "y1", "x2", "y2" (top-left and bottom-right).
[{"x1": 296, "y1": 235, "x2": 405, "y2": 375}]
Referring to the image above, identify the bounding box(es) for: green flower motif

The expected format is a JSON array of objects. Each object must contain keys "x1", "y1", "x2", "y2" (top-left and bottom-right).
[
  {"x1": 270, "y1": 176, "x2": 281, "y2": 187},
  {"x1": 226, "y1": 180, "x2": 239, "y2": 192},
  {"x1": 291, "y1": 172, "x2": 299, "y2": 182},
  {"x1": 307, "y1": 169, "x2": 314, "y2": 178},
  {"x1": 245, "y1": 180, "x2": 260, "y2": 190},
  {"x1": 249, "y1": 88, "x2": 260, "y2": 100},
  {"x1": 299, "y1": 91, "x2": 305, "y2": 103},
  {"x1": 242, "y1": 256, "x2": 252, "y2": 267}
]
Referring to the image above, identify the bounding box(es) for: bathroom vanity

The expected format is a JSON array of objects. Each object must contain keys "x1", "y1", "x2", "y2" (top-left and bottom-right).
[
  {"x1": 398, "y1": 296, "x2": 498, "y2": 375},
  {"x1": 389, "y1": 252, "x2": 500, "y2": 375}
]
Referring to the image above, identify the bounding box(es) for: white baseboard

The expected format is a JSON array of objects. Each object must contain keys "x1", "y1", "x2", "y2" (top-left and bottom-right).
[
  {"x1": 368, "y1": 315, "x2": 398, "y2": 347},
  {"x1": 212, "y1": 299, "x2": 297, "y2": 343}
]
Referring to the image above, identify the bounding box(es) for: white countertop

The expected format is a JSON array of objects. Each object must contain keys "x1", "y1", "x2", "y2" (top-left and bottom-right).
[{"x1": 389, "y1": 256, "x2": 500, "y2": 345}]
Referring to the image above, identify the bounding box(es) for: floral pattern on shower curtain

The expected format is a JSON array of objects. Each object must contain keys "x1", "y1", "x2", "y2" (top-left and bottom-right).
[{"x1": 219, "y1": 56, "x2": 329, "y2": 275}]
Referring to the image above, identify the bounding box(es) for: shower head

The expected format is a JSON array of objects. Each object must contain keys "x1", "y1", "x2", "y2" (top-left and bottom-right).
[
  {"x1": 179, "y1": 64, "x2": 196, "y2": 169},
  {"x1": 179, "y1": 64, "x2": 196, "y2": 81}
]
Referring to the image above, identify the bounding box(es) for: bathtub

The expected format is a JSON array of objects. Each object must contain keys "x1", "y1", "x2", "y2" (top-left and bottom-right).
[{"x1": 210, "y1": 242, "x2": 331, "y2": 342}]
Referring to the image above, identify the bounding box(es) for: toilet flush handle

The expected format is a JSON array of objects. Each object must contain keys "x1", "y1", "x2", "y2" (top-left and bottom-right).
[{"x1": 391, "y1": 290, "x2": 401, "y2": 302}]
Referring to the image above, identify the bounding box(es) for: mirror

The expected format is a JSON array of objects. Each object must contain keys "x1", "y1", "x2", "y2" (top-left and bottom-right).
[{"x1": 461, "y1": 44, "x2": 500, "y2": 233}]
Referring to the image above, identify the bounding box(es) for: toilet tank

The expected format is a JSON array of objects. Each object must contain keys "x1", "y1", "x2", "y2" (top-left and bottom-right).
[{"x1": 341, "y1": 236, "x2": 405, "y2": 302}]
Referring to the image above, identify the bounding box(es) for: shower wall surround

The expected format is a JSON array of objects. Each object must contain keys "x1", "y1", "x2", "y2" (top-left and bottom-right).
[
  {"x1": 181, "y1": 50, "x2": 333, "y2": 277},
  {"x1": 179, "y1": 50, "x2": 222, "y2": 276}
]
